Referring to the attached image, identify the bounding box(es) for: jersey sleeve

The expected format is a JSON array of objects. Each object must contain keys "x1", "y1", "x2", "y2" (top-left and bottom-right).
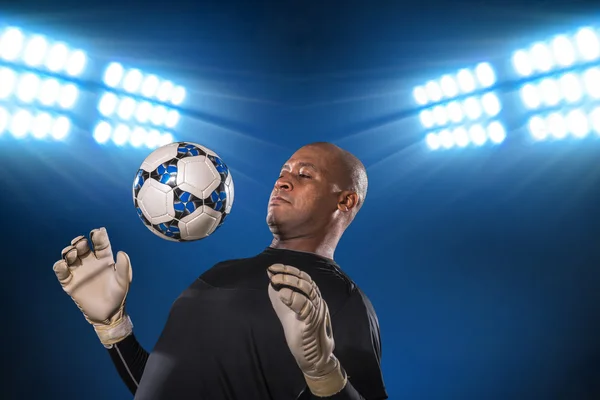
[
  {"x1": 106, "y1": 333, "x2": 150, "y2": 395},
  {"x1": 300, "y1": 288, "x2": 388, "y2": 400}
]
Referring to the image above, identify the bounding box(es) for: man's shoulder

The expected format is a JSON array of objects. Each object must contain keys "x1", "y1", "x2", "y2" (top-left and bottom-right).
[
  {"x1": 191, "y1": 251, "x2": 360, "y2": 302},
  {"x1": 196, "y1": 254, "x2": 267, "y2": 289},
  {"x1": 204, "y1": 256, "x2": 252, "y2": 273}
]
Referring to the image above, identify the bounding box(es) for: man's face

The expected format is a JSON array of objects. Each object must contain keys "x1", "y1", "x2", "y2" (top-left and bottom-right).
[{"x1": 266, "y1": 145, "x2": 341, "y2": 236}]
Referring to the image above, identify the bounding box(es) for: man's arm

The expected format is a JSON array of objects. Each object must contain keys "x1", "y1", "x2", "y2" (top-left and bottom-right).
[
  {"x1": 105, "y1": 331, "x2": 150, "y2": 395},
  {"x1": 52, "y1": 229, "x2": 148, "y2": 396},
  {"x1": 300, "y1": 288, "x2": 388, "y2": 400}
]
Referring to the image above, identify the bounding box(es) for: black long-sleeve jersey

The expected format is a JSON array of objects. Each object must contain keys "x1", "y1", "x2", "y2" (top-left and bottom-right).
[{"x1": 107, "y1": 247, "x2": 388, "y2": 400}]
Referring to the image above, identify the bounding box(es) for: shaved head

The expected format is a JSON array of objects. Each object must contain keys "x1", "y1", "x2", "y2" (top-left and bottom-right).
[{"x1": 304, "y1": 142, "x2": 368, "y2": 213}]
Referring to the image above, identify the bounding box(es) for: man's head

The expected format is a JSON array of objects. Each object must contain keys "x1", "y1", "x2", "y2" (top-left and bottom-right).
[{"x1": 266, "y1": 142, "x2": 368, "y2": 243}]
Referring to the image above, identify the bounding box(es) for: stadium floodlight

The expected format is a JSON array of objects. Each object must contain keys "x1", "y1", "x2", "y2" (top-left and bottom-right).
[
  {"x1": 95, "y1": 62, "x2": 186, "y2": 149},
  {"x1": 513, "y1": 27, "x2": 600, "y2": 78},
  {"x1": 513, "y1": 26, "x2": 600, "y2": 142},
  {"x1": 9, "y1": 109, "x2": 32, "y2": 138},
  {"x1": 0, "y1": 27, "x2": 87, "y2": 77},
  {"x1": 413, "y1": 61, "x2": 505, "y2": 150},
  {"x1": 1, "y1": 106, "x2": 73, "y2": 141},
  {"x1": 101, "y1": 62, "x2": 186, "y2": 106},
  {"x1": 0, "y1": 26, "x2": 88, "y2": 142},
  {"x1": 526, "y1": 107, "x2": 600, "y2": 142},
  {"x1": 424, "y1": 121, "x2": 505, "y2": 151}
]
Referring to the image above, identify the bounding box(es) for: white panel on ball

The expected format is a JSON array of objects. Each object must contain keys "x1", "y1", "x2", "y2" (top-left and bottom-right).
[
  {"x1": 132, "y1": 141, "x2": 234, "y2": 242},
  {"x1": 179, "y1": 205, "x2": 222, "y2": 241},
  {"x1": 177, "y1": 156, "x2": 220, "y2": 200},
  {"x1": 139, "y1": 142, "x2": 179, "y2": 171},
  {"x1": 136, "y1": 178, "x2": 176, "y2": 224}
]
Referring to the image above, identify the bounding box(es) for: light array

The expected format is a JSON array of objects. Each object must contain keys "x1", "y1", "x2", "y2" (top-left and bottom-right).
[
  {"x1": 0, "y1": 105, "x2": 71, "y2": 140},
  {"x1": 513, "y1": 26, "x2": 600, "y2": 142},
  {"x1": 526, "y1": 107, "x2": 600, "y2": 141},
  {"x1": 0, "y1": 27, "x2": 87, "y2": 141},
  {"x1": 513, "y1": 27, "x2": 600, "y2": 77},
  {"x1": 93, "y1": 62, "x2": 185, "y2": 149},
  {"x1": 413, "y1": 62, "x2": 506, "y2": 150}
]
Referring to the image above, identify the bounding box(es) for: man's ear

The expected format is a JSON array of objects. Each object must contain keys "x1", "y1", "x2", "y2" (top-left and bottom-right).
[{"x1": 337, "y1": 191, "x2": 358, "y2": 212}]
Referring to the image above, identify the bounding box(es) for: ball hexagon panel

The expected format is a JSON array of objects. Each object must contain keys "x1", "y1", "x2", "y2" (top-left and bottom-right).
[
  {"x1": 179, "y1": 205, "x2": 223, "y2": 240},
  {"x1": 176, "y1": 156, "x2": 221, "y2": 200},
  {"x1": 136, "y1": 178, "x2": 176, "y2": 224}
]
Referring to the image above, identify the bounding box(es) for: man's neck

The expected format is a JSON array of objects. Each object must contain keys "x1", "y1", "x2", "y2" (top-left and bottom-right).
[{"x1": 269, "y1": 236, "x2": 338, "y2": 261}]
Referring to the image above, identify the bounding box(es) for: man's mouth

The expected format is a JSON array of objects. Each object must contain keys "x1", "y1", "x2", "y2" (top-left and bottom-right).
[{"x1": 270, "y1": 196, "x2": 290, "y2": 205}]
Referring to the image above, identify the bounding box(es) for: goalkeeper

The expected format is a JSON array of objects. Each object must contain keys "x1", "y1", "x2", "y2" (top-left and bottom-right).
[{"x1": 53, "y1": 142, "x2": 388, "y2": 400}]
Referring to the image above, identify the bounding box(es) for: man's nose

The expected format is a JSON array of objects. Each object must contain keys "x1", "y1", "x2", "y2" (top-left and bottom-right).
[{"x1": 274, "y1": 176, "x2": 292, "y2": 191}]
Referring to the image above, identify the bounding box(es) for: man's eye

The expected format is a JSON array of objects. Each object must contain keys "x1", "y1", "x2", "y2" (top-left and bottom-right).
[{"x1": 299, "y1": 174, "x2": 311, "y2": 179}]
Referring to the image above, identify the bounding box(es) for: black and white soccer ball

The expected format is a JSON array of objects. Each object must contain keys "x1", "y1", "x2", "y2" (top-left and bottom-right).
[{"x1": 132, "y1": 142, "x2": 234, "y2": 242}]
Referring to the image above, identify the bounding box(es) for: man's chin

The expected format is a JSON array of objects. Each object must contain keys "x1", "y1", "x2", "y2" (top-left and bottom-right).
[{"x1": 266, "y1": 210, "x2": 288, "y2": 232}]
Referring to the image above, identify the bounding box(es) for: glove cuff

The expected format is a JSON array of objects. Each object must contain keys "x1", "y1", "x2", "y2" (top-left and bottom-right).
[
  {"x1": 303, "y1": 357, "x2": 348, "y2": 397},
  {"x1": 94, "y1": 314, "x2": 134, "y2": 348}
]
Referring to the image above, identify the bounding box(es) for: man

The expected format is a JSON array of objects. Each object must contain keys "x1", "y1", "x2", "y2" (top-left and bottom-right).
[{"x1": 53, "y1": 142, "x2": 388, "y2": 399}]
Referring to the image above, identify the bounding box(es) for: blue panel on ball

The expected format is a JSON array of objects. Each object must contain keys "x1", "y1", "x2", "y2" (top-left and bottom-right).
[
  {"x1": 172, "y1": 187, "x2": 203, "y2": 219},
  {"x1": 133, "y1": 170, "x2": 150, "y2": 197},
  {"x1": 133, "y1": 170, "x2": 145, "y2": 189},
  {"x1": 177, "y1": 143, "x2": 206, "y2": 158},
  {"x1": 208, "y1": 189, "x2": 227, "y2": 212},
  {"x1": 185, "y1": 201, "x2": 197, "y2": 213},
  {"x1": 173, "y1": 201, "x2": 185, "y2": 213},
  {"x1": 179, "y1": 191, "x2": 191, "y2": 202},
  {"x1": 150, "y1": 159, "x2": 179, "y2": 188},
  {"x1": 156, "y1": 222, "x2": 180, "y2": 238},
  {"x1": 159, "y1": 173, "x2": 171, "y2": 184}
]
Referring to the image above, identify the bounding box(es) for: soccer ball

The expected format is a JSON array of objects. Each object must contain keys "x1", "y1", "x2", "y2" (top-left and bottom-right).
[{"x1": 132, "y1": 141, "x2": 234, "y2": 242}]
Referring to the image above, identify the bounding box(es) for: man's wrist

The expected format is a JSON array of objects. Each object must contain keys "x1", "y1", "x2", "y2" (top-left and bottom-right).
[
  {"x1": 303, "y1": 356, "x2": 348, "y2": 397},
  {"x1": 94, "y1": 314, "x2": 134, "y2": 348}
]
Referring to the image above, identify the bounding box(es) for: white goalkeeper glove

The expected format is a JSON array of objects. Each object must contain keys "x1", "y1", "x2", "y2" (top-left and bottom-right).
[
  {"x1": 268, "y1": 264, "x2": 348, "y2": 397},
  {"x1": 53, "y1": 227, "x2": 133, "y2": 347}
]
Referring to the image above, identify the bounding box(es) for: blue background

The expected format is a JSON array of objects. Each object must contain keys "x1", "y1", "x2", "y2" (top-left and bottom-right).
[{"x1": 2, "y1": 0, "x2": 600, "y2": 398}]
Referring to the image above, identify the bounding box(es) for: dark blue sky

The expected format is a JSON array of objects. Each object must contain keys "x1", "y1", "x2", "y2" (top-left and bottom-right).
[{"x1": 2, "y1": 0, "x2": 600, "y2": 398}]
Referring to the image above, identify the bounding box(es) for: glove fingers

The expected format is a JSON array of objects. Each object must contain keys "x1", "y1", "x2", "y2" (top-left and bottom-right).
[
  {"x1": 270, "y1": 273, "x2": 314, "y2": 299},
  {"x1": 267, "y1": 264, "x2": 313, "y2": 283},
  {"x1": 53, "y1": 259, "x2": 71, "y2": 283},
  {"x1": 278, "y1": 286, "x2": 314, "y2": 318},
  {"x1": 90, "y1": 227, "x2": 114, "y2": 260},
  {"x1": 61, "y1": 245, "x2": 79, "y2": 268},
  {"x1": 115, "y1": 251, "x2": 132, "y2": 286},
  {"x1": 71, "y1": 235, "x2": 91, "y2": 259}
]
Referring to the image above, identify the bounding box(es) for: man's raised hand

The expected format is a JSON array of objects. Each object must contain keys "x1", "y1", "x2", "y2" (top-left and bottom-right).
[
  {"x1": 267, "y1": 263, "x2": 348, "y2": 397},
  {"x1": 53, "y1": 227, "x2": 134, "y2": 347}
]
